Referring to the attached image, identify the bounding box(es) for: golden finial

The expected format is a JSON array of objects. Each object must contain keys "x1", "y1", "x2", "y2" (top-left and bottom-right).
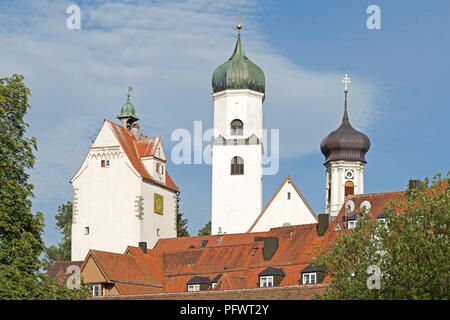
[{"x1": 237, "y1": 23, "x2": 242, "y2": 30}]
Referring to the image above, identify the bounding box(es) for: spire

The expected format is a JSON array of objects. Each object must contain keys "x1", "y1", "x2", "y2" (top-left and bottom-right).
[
  {"x1": 231, "y1": 23, "x2": 245, "y2": 60},
  {"x1": 341, "y1": 74, "x2": 351, "y2": 122}
]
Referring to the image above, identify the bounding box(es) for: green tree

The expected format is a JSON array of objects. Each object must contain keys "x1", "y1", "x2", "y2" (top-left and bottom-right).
[
  {"x1": 42, "y1": 201, "x2": 73, "y2": 270},
  {"x1": 315, "y1": 173, "x2": 449, "y2": 300},
  {"x1": 177, "y1": 212, "x2": 190, "y2": 237},
  {"x1": 197, "y1": 221, "x2": 211, "y2": 236},
  {"x1": 0, "y1": 74, "x2": 89, "y2": 299},
  {"x1": 176, "y1": 192, "x2": 190, "y2": 237}
]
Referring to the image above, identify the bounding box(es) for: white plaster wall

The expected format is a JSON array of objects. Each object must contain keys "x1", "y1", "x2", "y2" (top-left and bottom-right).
[
  {"x1": 213, "y1": 89, "x2": 264, "y2": 139},
  {"x1": 211, "y1": 144, "x2": 262, "y2": 234},
  {"x1": 325, "y1": 161, "x2": 365, "y2": 217},
  {"x1": 71, "y1": 124, "x2": 141, "y2": 260},
  {"x1": 140, "y1": 181, "x2": 177, "y2": 249},
  {"x1": 251, "y1": 181, "x2": 317, "y2": 232}
]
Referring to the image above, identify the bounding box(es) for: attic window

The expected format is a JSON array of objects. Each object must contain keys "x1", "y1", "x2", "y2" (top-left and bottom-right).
[
  {"x1": 101, "y1": 159, "x2": 110, "y2": 168},
  {"x1": 258, "y1": 267, "x2": 285, "y2": 287},
  {"x1": 188, "y1": 284, "x2": 200, "y2": 292},
  {"x1": 199, "y1": 240, "x2": 208, "y2": 247},
  {"x1": 287, "y1": 192, "x2": 291, "y2": 200},
  {"x1": 303, "y1": 273, "x2": 316, "y2": 285},
  {"x1": 92, "y1": 284, "x2": 104, "y2": 296},
  {"x1": 260, "y1": 276, "x2": 273, "y2": 287},
  {"x1": 156, "y1": 162, "x2": 164, "y2": 175},
  {"x1": 348, "y1": 220, "x2": 357, "y2": 229}
]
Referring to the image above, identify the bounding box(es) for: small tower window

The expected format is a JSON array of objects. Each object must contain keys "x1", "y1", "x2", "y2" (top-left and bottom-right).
[
  {"x1": 156, "y1": 162, "x2": 164, "y2": 175},
  {"x1": 84, "y1": 227, "x2": 89, "y2": 235},
  {"x1": 101, "y1": 159, "x2": 110, "y2": 168},
  {"x1": 230, "y1": 156, "x2": 244, "y2": 175},
  {"x1": 345, "y1": 181, "x2": 354, "y2": 197},
  {"x1": 230, "y1": 119, "x2": 243, "y2": 136}
]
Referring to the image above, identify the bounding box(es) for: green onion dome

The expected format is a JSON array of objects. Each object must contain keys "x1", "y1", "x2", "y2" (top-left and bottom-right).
[{"x1": 212, "y1": 25, "x2": 265, "y2": 94}]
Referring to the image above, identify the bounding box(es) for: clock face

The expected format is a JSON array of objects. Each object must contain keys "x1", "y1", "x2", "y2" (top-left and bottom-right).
[
  {"x1": 154, "y1": 193, "x2": 164, "y2": 215},
  {"x1": 345, "y1": 170, "x2": 354, "y2": 179}
]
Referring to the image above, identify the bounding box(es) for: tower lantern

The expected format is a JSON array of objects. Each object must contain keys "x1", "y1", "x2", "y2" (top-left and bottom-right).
[{"x1": 117, "y1": 86, "x2": 139, "y2": 130}]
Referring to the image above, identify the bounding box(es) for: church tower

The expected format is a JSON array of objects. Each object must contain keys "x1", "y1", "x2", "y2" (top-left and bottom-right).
[
  {"x1": 320, "y1": 74, "x2": 371, "y2": 219},
  {"x1": 211, "y1": 24, "x2": 265, "y2": 234}
]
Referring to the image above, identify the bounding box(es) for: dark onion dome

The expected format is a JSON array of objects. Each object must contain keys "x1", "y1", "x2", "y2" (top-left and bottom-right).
[
  {"x1": 320, "y1": 106, "x2": 370, "y2": 165},
  {"x1": 212, "y1": 25, "x2": 265, "y2": 94}
]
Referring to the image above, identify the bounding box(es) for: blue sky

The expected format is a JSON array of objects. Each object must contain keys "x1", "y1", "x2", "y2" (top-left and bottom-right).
[{"x1": 0, "y1": 0, "x2": 448, "y2": 246}]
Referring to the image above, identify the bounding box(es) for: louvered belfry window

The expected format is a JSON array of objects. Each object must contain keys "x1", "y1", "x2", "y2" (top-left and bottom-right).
[
  {"x1": 230, "y1": 119, "x2": 243, "y2": 136},
  {"x1": 231, "y1": 156, "x2": 244, "y2": 175},
  {"x1": 345, "y1": 180, "x2": 354, "y2": 197}
]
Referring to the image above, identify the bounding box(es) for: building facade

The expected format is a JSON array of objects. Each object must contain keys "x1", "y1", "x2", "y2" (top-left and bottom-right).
[{"x1": 71, "y1": 94, "x2": 179, "y2": 260}]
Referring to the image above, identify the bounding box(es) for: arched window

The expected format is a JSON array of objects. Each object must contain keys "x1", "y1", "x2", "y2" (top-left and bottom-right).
[
  {"x1": 230, "y1": 156, "x2": 244, "y2": 175},
  {"x1": 230, "y1": 119, "x2": 243, "y2": 136},
  {"x1": 345, "y1": 181, "x2": 354, "y2": 197}
]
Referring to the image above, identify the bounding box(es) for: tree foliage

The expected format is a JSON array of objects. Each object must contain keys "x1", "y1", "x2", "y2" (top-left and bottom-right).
[
  {"x1": 0, "y1": 74, "x2": 89, "y2": 299},
  {"x1": 197, "y1": 221, "x2": 211, "y2": 236},
  {"x1": 315, "y1": 173, "x2": 449, "y2": 299},
  {"x1": 176, "y1": 192, "x2": 190, "y2": 237},
  {"x1": 42, "y1": 201, "x2": 73, "y2": 270},
  {"x1": 177, "y1": 212, "x2": 190, "y2": 237}
]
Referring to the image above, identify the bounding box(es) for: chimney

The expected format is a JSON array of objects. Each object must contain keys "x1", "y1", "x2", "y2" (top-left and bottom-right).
[
  {"x1": 317, "y1": 214, "x2": 329, "y2": 237},
  {"x1": 138, "y1": 241, "x2": 147, "y2": 254},
  {"x1": 263, "y1": 237, "x2": 279, "y2": 261}
]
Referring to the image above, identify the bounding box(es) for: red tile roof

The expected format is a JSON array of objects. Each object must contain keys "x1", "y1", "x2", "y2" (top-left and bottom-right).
[
  {"x1": 46, "y1": 261, "x2": 83, "y2": 285},
  {"x1": 334, "y1": 191, "x2": 405, "y2": 229},
  {"x1": 81, "y1": 190, "x2": 404, "y2": 297},
  {"x1": 106, "y1": 121, "x2": 178, "y2": 192}
]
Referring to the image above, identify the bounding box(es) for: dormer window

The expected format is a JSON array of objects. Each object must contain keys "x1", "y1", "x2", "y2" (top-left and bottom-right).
[
  {"x1": 348, "y1": 220, "x2": 357, "y2": 229},
  {"x1": 303, "y1": 273, "x2": 316, "y2": 284},
  {"x1": 301, "y1": 264, "x2": 327, "y2": 285},
  {"x1": 92, "y1": 284, "x2": 105, "y2": 296},
  {"x1": 230, "y1": 119, "x2": 243, "y2": 136},
  {"x1": 186, "y1": 276, "x2": 211, "y2": 292},
  {"x1": 258, "y1": 267, "x2": 285, "y2": 287},
  {"x1": 346, "y1": 212, "x2": 362, "y2": 229},
  {"x1": 156, "y1": 162, "x2": 164, "y2": 175},
  {"x1": 187, "y1": 284, "x2": 200, "y2": 292},
  {"x1": 210, "y1": 274, "x2": 222, "y2": 289},
  {"x1": 260, "y1": 276, "x2": 273, "y2": 287}
]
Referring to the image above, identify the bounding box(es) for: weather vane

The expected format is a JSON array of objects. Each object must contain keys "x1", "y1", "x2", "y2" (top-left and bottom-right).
[
  {"x1": 342, "y1": 74, "x2": 351, "y2": 93},
  {"x1": 127, "y1": 86, "x2": 133, "y2": 101}
]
